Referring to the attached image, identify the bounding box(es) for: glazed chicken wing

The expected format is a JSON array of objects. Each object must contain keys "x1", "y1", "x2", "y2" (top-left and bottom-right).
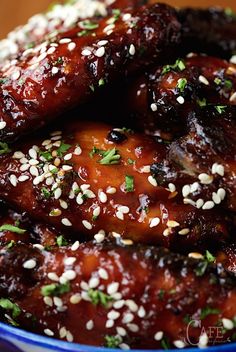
[
  {"x1": 0, "y1": 3, "x2": 180, "y2": 143},
  {"x1": 0, "y1": 240, "x2": 236, "y2": 349},
  {"x1": 0, "y1": 122, "x2": 231, "y2": 251}
]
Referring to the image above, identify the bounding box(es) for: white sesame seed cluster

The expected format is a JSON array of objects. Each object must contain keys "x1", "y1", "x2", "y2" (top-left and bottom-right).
[{"x1": 0, "y1": 0, "x2": 108, "y2": 64}]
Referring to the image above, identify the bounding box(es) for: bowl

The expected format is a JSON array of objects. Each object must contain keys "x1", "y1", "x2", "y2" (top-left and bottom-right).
[{"x1": 0, "y1": 322, "x2": 236, "y2": 352}]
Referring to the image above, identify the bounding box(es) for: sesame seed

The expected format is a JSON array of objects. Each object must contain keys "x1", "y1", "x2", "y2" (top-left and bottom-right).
[
  {"x1": 167, "y1": 220, "x2": 180, "y2": 228},
  {"x1": 89, "y1": 277, "x2": 100, "y2": 289},
  {"x1": 93, "y1": 206, "x2": 101, "y2": 217},
  {"x1": 97, "y1": 40, "x2": 108, "y2": 46},
  {"x1": 29, "y1": 166, "x2": 39, "y2": 177},
  {"x1": 113, "y1": 300, "x2": 125, "y2": 309},
  {"x1": 129, "y1": 44, "x2": 135, "y2": 56},
  {"x1": 216, "y1": 164, "x2": 224, "y2": 177},
  {"x1": 44, "y1": 329, "x2": 54, "y2": 337},
  {"x1": 18, "y1": 175, "x2": 29, "y2": 182},
  {"x1": 127, "y1": 323, "x2": 139, "y2": 332},
  {"x1": 198, "y1": 332, "x2": 208, "y2": 347},
  {"x1": 217, "y1": 188, "x2": 226, "y2": 200},
  {"x1": 125, "y1": 300, "x2": 138, "y2": 312},
  {"x1": 140, "y1": 165, "x2": 151, "y2": 173},
  {"x1": 71, "y1": 241, "x2": 80, "y2": 251},
  {"x1": 51, "y1": 67, "x2": 59, "y2": 75},
  {"x1": 59, "y1": 327, "x2": 67, "y2": 339},
  {"x1": 173, "y1": 340, "x2": 186, "y2": 348},
  {"x1": 23, "y1": 259, "x2": 36, "y2": 269},
  {"x1": 53, "y1": 297, "x2": 63, "y2": 307},
  {"x1": 119, "y1": 343, "x2": 130, "y2": 350},
  {"x1": 107, "y1": 282, "x2": 119, "y2": 295},
  {"x1": 154, "y1": 331, "x2": 163, "y2": 341},
  {"x1": 94, "y1": 233, "x2": 105, "y2": 243},
  {"x1": 230, "y1": 91, "x2": 236, "y2": 103},
  {"x1": 198, "y1": 173, "x2": 213, "y2": 184},
  {"x1": 20, "y1": 157, "x2": 28, "y2": 164},
  {"x1": 95, "y1": 46, "x2": 105, "y2": 57},
  {"x1": 84, "y1": 189, "x2": 96, "y2": 199},
  {"x1": 116, "y1": 327, "x2": 126, "y2": 336},
  {"x1": 190, "y1": 182, "x2": 199, "y2": 193},
  {"x1": 42, "y1": 139, "x2": 51, "y2": 146},
  {"x1": 74, "y1": 146, "x2": 82, "y2": 155},
  {"x1": 98, "y1": 268, "x2": 108, "y2": 280},
  {"x1": 176, "y1": 96, "x2": 185, "y2": 104},
  {"x1": 106, "y1": 186, "x2": 117, "y2": 194},
  {"x1": 182, "y1": 185, "x2": 191, "y2": 197},
  {"x1": 80, "y1": 184, "x2": 90, "y2": 192},
  {"x1": 0, "y1": 121, "x2": 6, "y2": 130},
  {"x1": 13, "y1": 151, "x2": 25, "y2": 159},
  {"x1": 64, "y1": 153, "x2": 72, "y2": 161},
  {"x1": 33, "y1": 175, "x2": 45, "y2": 185},
  {"x1": 178, "y1": 228, "x2": 190, "y2": 235},
  {"x1": 66, "y1": 331, "x2": 74, "y2": 342},
  {"x1": 70, "y1": 294, "x2": 81, "y2": 305},
  {"x1": 149, "y1": 217, "x2": 160, "y2": 228},
  {"x1": 123, "y1": 13, "x2": 131, "y2": 20},
  {"x1": 108, "y1": 310, "x2": 120, "y2": 320},
  {"x1": 116, "y1": 211, "x2": 124, "y2": 220},
  {"x1": 82, "y1": 220, "x2": 93, "y2": 230},
  {"x1": 163, "y1": 228, "x2": 171, "y2": 237},
  {"x1": 212, "y1": 192, "x2": 221, "y2": 204},
  {"x1": 68, "y1": 42, "x2": 76, "y2": 51},
  {"x1": 62, "y1": 165, "x2": 72, "y2": 171},
  {"x1": 150, "y1": 103, "x2": 157, "y2": 112},
  {"x1": 61, "y1": 218, "x2": 72, "y2": 226},
  {"x1": 64, "y1": 257, "x2": 76, "y2": 266},
  {"x1": 202, "y1": 201, "x2": 215, "y2": 210},
  {"x1": 44, "y1": 296, "x2": 53, "y2": 307},
  {"x1": 199, "y1": 75, "x2": 209, "y2": 85},
  {"x1": 82, "y1": 49, "x2": 92, "y2": 56},
  {"x1": 76, "y1": 193, "x2": 84, "y2": 205},
  {"x1": 47, "y1": 47, "x2": 56, "y2": 55},
  {"x1": 86, "y1": 320, "x2": 94, "y2": 330},
  {"x1": 196, "y1": 199, "x2": 204, "y2": 209},
  {"x1": 230, "y1": 55, "x2": 236, "y2": 64},
  {"x1": 48, "y1": 272, "x2": 59, "y2": 281},
  {"x1": 188, "y1": 252, "x2": 204, "y2": 259},
  {"x1": 33, "y1": 244, "x2": 44, "y2": 251},
  {"x1": 120, "y1": 239, "x2": 133, "y2": 246},
  {"x1": 106, "y1": 319, "x2": 114, "y2": 328},
  {"x1": 59, "y1": 38, "x2": 71, "y2": 44},
  {"x1": 138, "y1": 306, "x2": 146, "y2": 318},
  {"x1": 168, "y1": 183, "x2": 176, "y2": 192},
  {"x1": 54, "y1": 188, "x2": 62, "y2": 200},
  {"x1": 12, "y1": 70, "x2": 21, "y2": 80},
  {"x1": 117, "y1": 206, "x2": 129, "y2": 214},
  {"x1": 9, "y1": 174, "x2": 17, "y2": 187},
  {"x1": 148, "y1": 175, "x2": 157, "y2": 187},
  {"x1": 222, "y1": 318, "x2": 234, "y2": 330},
  {"x1": 183, "y1": 198, "x2": 196, "y2": 207},
  {"x1": 29, "y1": 159, "x2": 39, "y2": 166},
  {"x1": 122, "y1": 313, "x2": 134, "y2": 324},
  {"x1": 59, "y1": 199, "x2": 68, "y2": 209},
  {"x1": 63, "y1": 270, "x2": 76, "y2": 281}
]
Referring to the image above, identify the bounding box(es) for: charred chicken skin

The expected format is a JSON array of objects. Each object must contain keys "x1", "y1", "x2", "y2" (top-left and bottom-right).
[
  {"x1": 0, "y1": 122, "x2": 231, "y2": 251},
  {"x1": 0, "y1": 3, "x2": 180, "y2": 143},
  {"x1": 0, "y1": 240, "x2": 236, "y2": 349}
]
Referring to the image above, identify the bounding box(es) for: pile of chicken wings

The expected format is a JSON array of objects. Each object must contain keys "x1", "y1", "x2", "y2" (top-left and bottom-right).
[{"x1": 0, "y1": 0, "x2": 235, "y2": 350}]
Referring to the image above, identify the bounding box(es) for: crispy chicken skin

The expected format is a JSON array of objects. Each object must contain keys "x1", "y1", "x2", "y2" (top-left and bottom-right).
[
  {"x1": 126, "y1": 55, "x2": 236, "y2": 139},
  {"x1": 0, "y1": 122, "x2": 231, "y2": 251},
  {"x1": 0, "y1": 3, "x2": 180, "y2": 143},
  {"x1": 0, "y1": 241, "x2": 236, "y2": 349},
  {"x1": 179, "y1": 7, "x2": 236, "y2": 58}
]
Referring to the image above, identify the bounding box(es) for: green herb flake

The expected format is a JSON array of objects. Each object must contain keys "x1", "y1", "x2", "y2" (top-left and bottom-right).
[
  {"x1": 160, "y1": 336, "x2": 171, "y2": 350},
  {"x1": 197, "y1": 98, "x2": 207, "y2": 107},
  {"x1": 194, "y1": 260, "x2": 208, "y2": 277},
  {"x1": 214, "y1": 77, "x2": 222, "y2": 85},
  {"x1": 112, "y1": 8, "x2": 121, "y2": 22},
  {"x1": 39, "y1": 150, "x2": 53, "y2": 161},
  {"x1": 162, "y1": 59, "x2": 186, "y2": 75},
  {"x1": 80, "y1": 20, "x2": 99, "y2": 30},
  {"x1": 6, "y1": 240, "x2": 16, "y2": 249},
  {"x1": 104, "y1": 335, "x2": 122, "y2": 348},
  {"x1": 205, "y1": 250, "x2": 216, "y2": 263},
  {"x1": 89, "y1": 84, "x2": 95, "y2": 92},
  {"x1": 200, "y1": 306, "x2": 220, "y2": 320},
  {"x1": 0, "y1": 298, "x2": 21, "y2": 319},
  {"x1": 57, "y1": 142, "x2": 71, "y2": 157},
  {"x1": 56, "y1": 235, "x2": 68, "y2": 247},
  {"x1": 98, "y1": 78, "x2": 105, "y2": 87},
  {"x1": 125, "y1": 175, "x2": 134, "y2": 192},
  {"x1": 0, "y1": 142, "x2": 11, "y2": 155},
  {"x1": 41, "y1": 187, "x2": 51, "y2": 199},
  {"x1": 41, "y1": 282, "x2": 70, "y2": 297},
  {"x1": 215, "y1": 105, "x2": 227, "y2": 114},
  {"x1": 177, "y1": 78, "x2": 187, "y2": 93},
  {"x1": 89, "y1": 146, "x2": 100, "y2": 158},
  {"x1": 0, "y1": 224, "x2": 26, "y2": 234},
  {"x1": 127, "y1": 158, "x2": 135, "y2": 165},
  {"x1": 99, "y1": 148, "x2": 121, "y2": 165},
  {"x1": 88, "y1": 289, "x2": 113, "y2": 308}
]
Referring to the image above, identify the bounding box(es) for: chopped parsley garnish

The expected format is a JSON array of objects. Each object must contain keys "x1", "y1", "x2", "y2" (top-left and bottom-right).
[
  {"x1": 104, "y1": 335, "x2": 122, "y2": 348},
  {"x1": 92, "y1": 215, "x2": 98, "y2": 221},
  {"x1": 0, "y1": 142, "x2": 11, "y2": 155},
  {"x1": 215, "y1": 105, "x2": 227, "y2": 114},
  {"x1": 200, "y1": 306, "x2": 220, "y2": 320},
  {"x1": 98, "y1": 78, "x2": 105, "y2": 87},
  {"x1": 41, "y1": 187, "x2": 51, "y2": 199},
  {"x1": 0, "y1": 298, "x2": 21, "y2": 319},
  {"x1": 89, "y1": 84, "x2": 95, "y2": 92},
  {"x1": 88, "y1": 289, "x2": 113, "y2": 308},
  {"x1": 127, "y1": 158, "x2": 135, "y2": 165},
  {"x1": 89, "y1": 146, "x2": 100, "y2": 158},
  {"x1": 77, "y1": 30, "x2": 89, "y2": 37},
  {"x1": 99, "y1": 148, "x2": 121, "y2": 165},
  {"x1": 112, "y1": 9, "x2": 121, "y2": 22},
  {"x1": 214, "y1": 77, "x2": 222, "y2": 85},
  {"x1": 176, "y1": 78, "x2": 187, "y2": 93},
  {"x1": 205, "y1": 250, "x2": 216, "y2": 263},
  {"x1": 41, "y1": 282, "x2": 70, "y2": 296},
  {"x1": 6, "y1": 240, "x2": 16, "y2": 249},
  {"x1": 224, "y1": 79, "x2": 232, "y2": 89},
  {"x1": 225, "y1": 7, "x2": 236, "y2": 18},
  {"x1": 0, "y1": 78, "x2": 8, "y2": 85},
  {"x1": 160, "y1": 336, "x2": 171, "y2": 350},
  {"x1": 162, "y1": 59, "x2": 186, "y2": 75},
  {"x1": 125, "y1": 175, "x2": 134, "y2": 192},
  {"x1": 55, "y1": 57, "x2": 63, "y2": 65},
  {"x1": 51, "y1": 167, "x2": 58, "y2": 174},
  {"x1": 194, "y1": 250, "x2": 216, "y2": 276},
  {"x1": 57, "y1": 142, "x2": 71, "y2": 157},
  {"x1": 80, "y1": 20, "x2": 99, "y2": 30},
  {"x1": 197, "y1": 97, "x2": 207, "y2": 107},
  {"x1": 0, "y1": 224, "x2": 26, "y2": 234},
  {"x1": 158, "y1": 289, "x2": 165, "y2": 300},
  {"x1": 56, "y1": 235, "x2": 68, "y2": 247}
]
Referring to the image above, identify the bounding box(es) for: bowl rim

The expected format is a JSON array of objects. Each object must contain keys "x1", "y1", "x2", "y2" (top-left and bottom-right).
[{"x1": 1, "y1": 322, "x2": 236, "y2": 352}]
